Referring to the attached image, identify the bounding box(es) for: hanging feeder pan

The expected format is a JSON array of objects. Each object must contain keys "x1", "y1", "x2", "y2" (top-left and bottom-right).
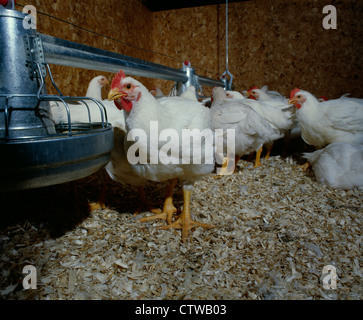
[{"x1": 0, "y1": 8, "x2": 113, "y2": 192}]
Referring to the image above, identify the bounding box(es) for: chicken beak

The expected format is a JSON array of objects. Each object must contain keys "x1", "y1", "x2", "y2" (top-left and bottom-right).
[
  {"x1": 288, "y1": 98, "x2": 296, "y2": 105},
  {"x1": 108, "y1": 88, "x2": 126, "y2": 101}
]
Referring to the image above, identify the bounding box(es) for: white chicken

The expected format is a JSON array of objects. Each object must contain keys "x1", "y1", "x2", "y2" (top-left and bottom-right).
[
  {"x1": 260, "y1": 85, "x2": 286, "y2": 100},
  {"x1": 247, "y1": 86, "x2": 302, "y2": 155},
  {"x1": 246, "y1": 86, "x2": 287, "y2": 103},
  {"x1": 226, "y1": 90, "x2": 245, "y2": 100},
  {"x1": 150, "y1": 87, "x2": 166, "y2": 99},
  {"x1": 179, "y1": 85, "x2": 198, "y2": 101},
  {"x1": 107, "y1": 70, "x2": 215, "y2": 242},
  {"x1": 50, "y1": 76, "x2": 148, "y2": 212},
  {"x1": 227, "y1": 89, "x2": 294, "y2": 165},
  {"x1": 210, "y1": 87, "x2": 282, "y2": 172},
  {"x1": 85, "y1": 75, "x2": 109, "y2": 101},
  {"x1": 288, "y1": 88, "x2": 363, "y2": 148},
  {"x1": 303, "y1": 142, "x2": 363, "y2": 190}
]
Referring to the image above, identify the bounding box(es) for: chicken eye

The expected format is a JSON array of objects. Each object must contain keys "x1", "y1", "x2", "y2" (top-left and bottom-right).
[{"x1": 126, "y1": 84, "x2": 132, "y2": 90}]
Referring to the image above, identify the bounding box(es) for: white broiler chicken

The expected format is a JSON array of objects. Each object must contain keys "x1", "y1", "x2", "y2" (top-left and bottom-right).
[
  {"x1": 227, "y1": 89, "x2": 294, "y2": 165},
  {"x1": 289, "y1": 88, "x2": 363, "y2": 148},
  {"x1": 247, "y1": 86, "x2": 287, "y2": 103},
  {"x1": 85, "y1": 75, "x2": 109, "y2": 101},
  {"x1": 260, "y1": 85, "x2": 286, "y2": 100},
  {"x1": 247, "y1": 86, "x2": 301, "y2": 154},
  {"x1": 179, "y1": 85, "x2": 198, "y2": 101},
  {"x1": 303, "y1": 142, "x2": 363, "y2": 189},
  {"x1": 107, "y1": 70, "x2": 215, "y2": 242},
  {"x1": 211, "y1": 87, "x2": 282, "y2": 172},
  {"x1": 50, "y1": 76, "x2": 148, "y2": 212},
  {"x1": 150, "y1": 87, "x2": 166, "y2": 99}
]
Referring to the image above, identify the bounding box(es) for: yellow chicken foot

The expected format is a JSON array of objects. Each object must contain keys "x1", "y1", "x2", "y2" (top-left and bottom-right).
[
  {"x1": 138, "y1": 178, "x2": 178, "y2": 225},
  {"x1": 217, "y1": 153, "x2": 237, "y2": 175},
  {"x1": 89, "y1": 177, "x2": 107, "y2": 212},
  {"x1": 254, "y1": 147, "x2": 263, "y2": 167},
  {"x1": 159, "y1": 188, "x2": 214, "y2": 242},
  {"x1": 299, "y1": 162, "x2": 310, "y2": 171}
]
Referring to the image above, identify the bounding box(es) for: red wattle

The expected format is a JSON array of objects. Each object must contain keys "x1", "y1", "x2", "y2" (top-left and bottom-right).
[{"x1": 121, "y1": 98, "x2": 133, "y2": 112}]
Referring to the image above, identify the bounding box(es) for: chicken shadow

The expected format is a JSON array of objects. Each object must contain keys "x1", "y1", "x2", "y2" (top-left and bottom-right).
[{"x1": 0, "y1": 169, "x2": 183, "y2": 243}]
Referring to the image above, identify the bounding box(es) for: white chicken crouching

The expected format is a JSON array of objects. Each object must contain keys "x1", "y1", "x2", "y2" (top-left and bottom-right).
[
  {"x1": 108, "y1": 70, "x2": 215, "y2": 242},
  {"x1": 211, "y1": 87, "x2": 282, "y2": 172},
  {"x1": 303, "y1": 142, "x2": 363, "y2": 190},
  {"x1": 289, "y1": 88, "x2": 363, "y2": 148}
]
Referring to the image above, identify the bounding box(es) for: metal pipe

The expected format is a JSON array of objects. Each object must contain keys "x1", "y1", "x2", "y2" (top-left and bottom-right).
[
  {"x1": 40, "y1": 34, "x2": 189, "y2": 82},
  {"x1": 198, "y1": 75, "x2": 225, "y2": 88},
  {"x1": 40, "y1": 34, "x2": 225, "y2": 87}
]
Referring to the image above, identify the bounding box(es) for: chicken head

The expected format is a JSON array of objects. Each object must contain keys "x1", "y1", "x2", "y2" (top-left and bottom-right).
[
  {"x1": 246, "y1": 86, "x2": 259, "y2": 100},
  {"x1": 108, "y1": 70, "x2": 142, "y2": 112},
  {"x1": 288, "y1": 88, "x2": 306, "y2": 109}
]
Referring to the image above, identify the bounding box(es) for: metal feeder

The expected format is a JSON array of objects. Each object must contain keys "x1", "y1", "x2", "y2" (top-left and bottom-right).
[{"x1": 0, "y1": 8, "x2": 113, "y2": 191}]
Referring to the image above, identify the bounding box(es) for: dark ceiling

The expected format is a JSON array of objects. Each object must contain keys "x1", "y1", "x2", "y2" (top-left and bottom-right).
[{"x1": 142, "y1": 0, "x2": 250, "y2": 12}]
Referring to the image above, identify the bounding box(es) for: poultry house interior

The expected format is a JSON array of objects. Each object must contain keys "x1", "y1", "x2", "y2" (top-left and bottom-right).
[{"x1": 0, "y1": 0, "x2": 362, "y2": 304}]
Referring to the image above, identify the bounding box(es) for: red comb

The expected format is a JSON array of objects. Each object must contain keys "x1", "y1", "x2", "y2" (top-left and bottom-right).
[
  {"x1": 290, "y1": 88, "x2": 300, "y2": 99},
  {"x1": 320, "y1": 96, "x2": 327, "y2": 101},
  {"x1": 111, "y1": 70, "x2": 126, "y2": 89},
  {"x1": 247, "y1": 86, "x2": 258, "y2": 92}
]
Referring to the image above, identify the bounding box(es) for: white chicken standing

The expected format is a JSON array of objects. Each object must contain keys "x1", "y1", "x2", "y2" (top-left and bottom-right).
[
  {"x1": 179, "y1": 85, "x2": 198, "y2": 101},
  {"x1": 85, "y1": 75, "x2": 109, "y2": 101},
  {"x1": 107, "y1": 70, "x2": 215, "y2": 242},
  {"x1": 210, "y1": 87, "x2": 282, "y2": 172},
  {"x1": 288, "y1": 88, "x2": 363, "y2": 148},
  {"x1": 227, "y1": 89, "x2": 294, "y2": 165},
  {"x1": 247, "y1": 86, "x2": 301, "y2": 155},
  {"x1": 50, "y1": 75, "x2": 148, "y2": 212},
  {"x1": 303, "y1": 142, "x2": 363, "y2": 189}
]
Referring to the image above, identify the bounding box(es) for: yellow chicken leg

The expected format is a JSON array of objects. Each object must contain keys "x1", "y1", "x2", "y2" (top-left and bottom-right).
[
  {"x1": 160, "y1": 187, "x2": 214, "y2": 242},
  {"x1": 299, "y1": 162, "x2": 310, "y2": 171},
  {"x1": 264, "y1": 143, "x2": 273, "y2": 160},
  {"x1": 217, "y1": 153, "x2": 237, "y2": 175},
  {"x1": 138, "y1": 178, "x2": 178, "y2": 225},
  {"x1": 89, "y1": 177, "x2": 107, "y2": 211},
  {"x1": 254, "y1": 147, "x2": 263, "y2": 167}
]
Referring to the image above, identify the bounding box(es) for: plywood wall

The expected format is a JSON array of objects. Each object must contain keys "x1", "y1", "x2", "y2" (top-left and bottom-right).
[
  {"x1": 14, "y1": 0, "x2": 362, "y2": 99},
  {"x1": 152, "y1": 0, "x2": 363, "y2": 98}
]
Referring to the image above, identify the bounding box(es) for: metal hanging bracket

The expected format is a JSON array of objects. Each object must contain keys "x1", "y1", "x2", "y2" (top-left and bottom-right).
[
  {"x1": 220, "y1": 0, "x2": 234, "y2": 91},
  {"x1": 24, "y1": 31, "x2": 47, "y2": 79}
]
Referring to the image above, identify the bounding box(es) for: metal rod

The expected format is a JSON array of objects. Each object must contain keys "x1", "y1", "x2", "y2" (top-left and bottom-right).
[
  {"x1": 40, "y1": 34, "x2": 225, "y2": 87},
  {"x1": 40, "y1": 34, "x2": 188, "y2": 82}
]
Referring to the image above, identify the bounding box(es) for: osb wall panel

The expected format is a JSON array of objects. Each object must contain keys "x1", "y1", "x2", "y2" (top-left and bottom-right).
[
  {"x1": 152, "y1": 0, "x2": 362, "y2": 98},
  {"x1": 14, "y1": 0, "x2": 362, "y2": 99},
  {"x1": 15, "y1": 0, "x2": 156, "y2": 98}
]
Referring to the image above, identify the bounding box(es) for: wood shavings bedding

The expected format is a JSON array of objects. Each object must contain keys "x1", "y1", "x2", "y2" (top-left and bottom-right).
[{"x1": 0, "y1": 156, "x2": 361, "y2": 300}]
